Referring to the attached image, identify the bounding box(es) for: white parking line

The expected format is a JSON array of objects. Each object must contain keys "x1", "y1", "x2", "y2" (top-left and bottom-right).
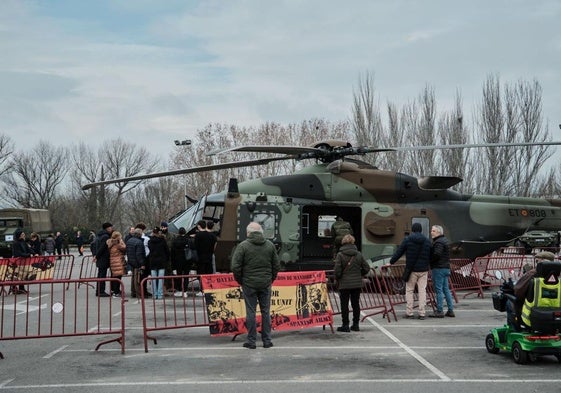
[
  {"x1": 365, "y1": 314, "x2": 451, "y2": 381},
  {"x1": 43, "y1": 345, "x2": 69, "y2": 359}
]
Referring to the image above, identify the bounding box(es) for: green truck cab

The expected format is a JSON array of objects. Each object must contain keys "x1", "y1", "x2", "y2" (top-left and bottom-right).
[{"x1": 0, "y1": 208, "x2": 53, "y2": 258}]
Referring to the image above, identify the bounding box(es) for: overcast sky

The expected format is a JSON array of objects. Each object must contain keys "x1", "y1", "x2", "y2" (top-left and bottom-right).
[{"x1": 1, "y1": 0, "x2": 560, "y2": 161}]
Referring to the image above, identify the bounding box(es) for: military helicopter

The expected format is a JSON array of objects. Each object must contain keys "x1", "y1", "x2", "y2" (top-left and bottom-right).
[{"x1": 83, "y1": 140, "x2": 561, "y2": 272}]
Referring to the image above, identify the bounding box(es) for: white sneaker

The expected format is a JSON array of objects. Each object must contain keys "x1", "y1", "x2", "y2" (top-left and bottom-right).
[
  {"x1": 195, "y1": 291, "x2": 204, "y2": 297},
  {"x1": 127, "y1": 271, "x2": 132, "y2": 276},
  {"x1": 174, "y1": 291, "x2": 184, "y2": 297}
]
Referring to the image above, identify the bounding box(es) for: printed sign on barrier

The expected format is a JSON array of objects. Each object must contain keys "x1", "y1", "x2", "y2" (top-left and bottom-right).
[
  {"x1": 0, "y1": 256, "x2": 57, "y2": 282},
  {"x1": 200, "y1": 271, "x2": 333, "y2": 336}
]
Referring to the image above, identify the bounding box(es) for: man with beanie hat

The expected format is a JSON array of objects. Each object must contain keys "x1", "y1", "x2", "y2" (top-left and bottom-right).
[
  {"x1": 94, "y1": 222, "x2": 114, "y2": 297},
  {"x1": 389, "y1": 223, "x2": 431, "y2": 319}
]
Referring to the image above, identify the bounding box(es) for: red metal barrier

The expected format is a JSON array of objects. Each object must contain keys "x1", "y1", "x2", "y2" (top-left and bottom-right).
[
  {"x1": 0, "y1": 255, "x2": 75, "y2": 294},
  {"x1": 325, "y1": 269, "x2": 392, "y2": 323},
  {"x1": 0, "y1": 277, "x2": 126, "y2": 359},
  {"x1": 448, "y1": 258, "x2": 483, "y2": 299},
  {"x1": 378, "y1": 265, "x2": 436, "y2": 320},
  {"x1": 472, "y1": 255, "x2": 527, "y2": 297},
  {"x1": 140, "y1": 274, "x2": 208, "y2": 352},
  {"x1": 78, "y1": 255, "x2": 98, "y2": 289}
]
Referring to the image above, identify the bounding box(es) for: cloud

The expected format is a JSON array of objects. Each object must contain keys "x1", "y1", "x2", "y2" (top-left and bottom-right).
[{"x1": 0, "y1": 0, "x2": 560, "y2": 161}]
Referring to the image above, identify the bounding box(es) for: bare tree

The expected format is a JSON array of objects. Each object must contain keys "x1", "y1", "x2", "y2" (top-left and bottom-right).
[
  {"x1": 350, "y1": 71, "x2": 385, "y2": 167},
  {"x1": 71, "y1": 139, "x2": 159, "y2": 229},
  {"x1": 473, "y1": 75, "x2": 552, "y2": 196},
  {"x1": 437, "y1": 91, "x2": 471, "y2": 192},
  {"x1": 2, "y1": 141, "x2": 67, "y2": 208},
  {"x1": 409, "y1": 85, "x2": 437, "y2": 176}
]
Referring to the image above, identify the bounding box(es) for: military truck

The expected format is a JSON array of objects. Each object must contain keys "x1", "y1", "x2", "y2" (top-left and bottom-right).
[{"x1": 0, "y1": 208, "x2": 53, "y2": 257}]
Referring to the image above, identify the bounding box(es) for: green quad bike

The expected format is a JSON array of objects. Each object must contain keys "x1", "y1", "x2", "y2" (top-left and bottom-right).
[{"x1": 486, "y1": 264, "x2": 561, "y2": 365}]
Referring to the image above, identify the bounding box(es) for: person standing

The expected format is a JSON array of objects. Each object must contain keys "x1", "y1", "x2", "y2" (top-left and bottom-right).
[
  {"x1": 125, "y1": 228, "x2": 147, "y2": 303},
  {"x1": 333, "y1": 235, "x2": 370, "y2": 332},
  {"x1": 194, "y1": 220, "x2": 217, "y2": 275},
  {"x1": 148, "y1": 227, "x2": 170, "y2": 300},
  {"x1": 171, "y1": 227, "x2": 191, "y2": 296},
  {"x1": 44, "y1": 233, "x2": 56, "y2": 256},
  {"x1": 331, "y1": 216, "x2": 353, "y2": 258},
  {"x1": 29, "y1": 232, "x2": 43, "y2": 255},
  {"x1": 134, "y1": 222, "x2": 152, "y2": 298},
  {"x1": 389, "y1": 223, "x2": 431, "y2": 319},
  {"x1": 76, "y1": 231, "x2": 84, "y2": 256},
  {"x1": 206, "y1": 221, "x2": 219, "y2": 273},
  {"x1": 107, "y1": 231, "x2": 126, "y2": 297},
  {"x1": 94, "y1": 222, "x2": 113, "y2": 297},
  {"x1": 231, "y1": 222, "x2": 280, "y2": 349},
  {"x1": 11, "y1": 229, "x2": 38, "y2": 294},
  {"x1": 54, "y1": 232, "x2": 63, "y2": 259},
  {"x1": 62, "y1": 233, "x2": 70, "y2": 255},
  {"x1": 429, "y1": 225, "x2": 455, "y2": 318},
  {"x1": 333, "y1": 234, "x2": 370, "y2": 332}
]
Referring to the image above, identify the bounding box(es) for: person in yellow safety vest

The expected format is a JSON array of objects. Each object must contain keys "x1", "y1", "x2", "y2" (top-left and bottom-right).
[
  {"x1": 512, "y1": 251, "x2": 555, "y2": 330},
  {"x1": 518, "y1": 256, "x2": 561, "y2": 330}
]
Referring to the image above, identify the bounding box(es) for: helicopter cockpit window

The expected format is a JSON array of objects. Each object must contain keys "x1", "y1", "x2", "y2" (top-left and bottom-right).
[
  {"x1": 253, "y1": 213, "x2": 276, "y2": 239},
  {"x1": 318, "y1": 215, "x2": 337, "y2": 238}
]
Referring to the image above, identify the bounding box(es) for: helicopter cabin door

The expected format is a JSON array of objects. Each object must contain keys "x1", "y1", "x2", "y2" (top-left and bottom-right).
[{"x1": 300, "y1": 205, "x2": 362, "y2": 271}]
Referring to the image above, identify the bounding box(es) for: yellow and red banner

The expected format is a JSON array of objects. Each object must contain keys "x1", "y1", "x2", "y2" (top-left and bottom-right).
[
  {"x1": 0, "y1": 256, "x2": 57, "y2": 282},
  {"x1": 200, "y1": 271, "x2": 333, "y2": 336}
]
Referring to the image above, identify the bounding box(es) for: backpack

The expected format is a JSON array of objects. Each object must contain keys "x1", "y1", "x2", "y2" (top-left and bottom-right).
[{"x1": 184, "y1": 238, "x2": 198, "y2": 263}]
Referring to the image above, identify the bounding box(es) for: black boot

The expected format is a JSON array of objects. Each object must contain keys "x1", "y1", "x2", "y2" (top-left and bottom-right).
[
  {"x1": 350, "y1": 324, "x2": 360, "y2": 331},
  {"x1": 337, "y1": 325, "x2": 350, "y2": 332}
]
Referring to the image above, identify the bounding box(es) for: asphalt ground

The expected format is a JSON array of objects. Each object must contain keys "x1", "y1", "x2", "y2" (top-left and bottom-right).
[{"x1": 1, "y1": 254, "x2": 560, "y2": 393}]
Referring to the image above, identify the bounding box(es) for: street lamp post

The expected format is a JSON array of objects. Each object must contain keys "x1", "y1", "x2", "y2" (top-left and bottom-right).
[{"x1": 174, "y1": 139, "x2": 192, "y2": 209}]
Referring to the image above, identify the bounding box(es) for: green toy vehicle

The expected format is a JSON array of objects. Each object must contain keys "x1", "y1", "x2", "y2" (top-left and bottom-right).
[{"x1": 486, "y1": 265, "x2": 561, "y2": 364}]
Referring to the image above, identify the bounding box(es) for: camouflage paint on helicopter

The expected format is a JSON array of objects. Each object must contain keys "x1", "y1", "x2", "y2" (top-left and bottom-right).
[{"x1": 83, "y1": 140, "x2": 561, "y2": 272}]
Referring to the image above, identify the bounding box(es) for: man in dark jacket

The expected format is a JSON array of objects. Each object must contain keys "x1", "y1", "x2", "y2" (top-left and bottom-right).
[
  {"x1": 231, "y1": 222, "x2": 280, "y2": 349},
  {"x1": 126, "y1": 228, "x2": 146, "y2": 302},
  {"x1": 171, "y1": 227, "x2": 191, "y2": 296},
  {"x1": 389, "y1": 222, "x2": 431, "y2": 319},
  {"x1": 11, "y1": 229, "x2": 37, "y2": 294},
  {"x1": 429, "y1": 225, "x2": 455, "y2": 318},
  {"x1": 94, "y1": 222, "x2": 113, "y2": 297}
]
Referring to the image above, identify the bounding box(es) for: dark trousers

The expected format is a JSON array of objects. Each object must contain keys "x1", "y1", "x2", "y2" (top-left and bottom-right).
[
  {"x1": 242, "y1": 285, "x2": 272, "y2": 345},
  {"x1": 111, "y1": 276, "x2": 122, "y2": 295},
  {"x1": 174, "y1": 264, "x2": 190, "y2": 292},
  {"x1": 96, "y1": 265, "x2": 108, "y2": 295},
  {"x1": 339, "y1": 287, "x2": 361, "y2": 326}
]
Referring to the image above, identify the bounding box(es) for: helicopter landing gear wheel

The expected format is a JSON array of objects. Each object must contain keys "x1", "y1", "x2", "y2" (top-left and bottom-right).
[
  {"x1": 485, "y1": 334, "x2": 500, "y2": 354},
  {"x1": 512, "y1": 342, "x2": 529, "y2": 364}
]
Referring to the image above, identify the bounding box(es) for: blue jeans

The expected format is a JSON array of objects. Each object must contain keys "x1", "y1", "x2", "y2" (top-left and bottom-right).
[
  {"x1": 431, "y1": 268, "x2": 454, "y2": 313},
  {"x1": 242, "y1": 285, "x2": 272, "y2": 345},
  {"x1": 151, "y1": 269, "x2": 165, "y2": 299}
]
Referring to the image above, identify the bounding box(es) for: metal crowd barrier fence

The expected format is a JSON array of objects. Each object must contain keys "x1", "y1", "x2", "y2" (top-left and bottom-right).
[
  {"x1": 448, "y1": 258, "x2": 483, "y2": 299},
  {"x1": 140, "y1": 274, "x2": 208, "y2": 352},
  {"x1": 472, "y1": 255, "x2": 527, "y2": 297},
  {"x1": 378, "y1": 264, "x2": 436, "y2": 320},
  {"x1": 325, "y1": 269, "x2": 392, "y2": 323},
  {"x1": 0, "y1": 277, "x2": 126, "y2": 359},
  {"x1": 0, "y1": 255, "x2": 75, "y2": 294},
  {"x1": 78, "y1": 255, "x2": 98, "y2": 289}
]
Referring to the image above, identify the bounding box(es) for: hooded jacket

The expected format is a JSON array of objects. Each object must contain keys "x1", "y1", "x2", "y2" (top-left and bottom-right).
[
  {"x1": 333, "y1": 243, "x2": 370, "y2": 290},
  {"x1": 389, "y1": 232, "x2": 431, "y2": 272},
  {"x1": 231, "y1": 231, "x2": 280, "y2": 289},
  {"x1": 107, "y1": 237, "x2": 126, "y2": 277}
]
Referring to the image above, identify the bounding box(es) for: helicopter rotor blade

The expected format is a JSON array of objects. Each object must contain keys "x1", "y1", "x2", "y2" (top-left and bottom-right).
[
  {"x1": 365, "y1": 141, "x2": 561, "y2": 153},
  {"x1": 81, "y1": 156, "x2": 292, "y2": 190},
  {"x1": 208, "y1": 145, "x2": 323, "y2": 157}
]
